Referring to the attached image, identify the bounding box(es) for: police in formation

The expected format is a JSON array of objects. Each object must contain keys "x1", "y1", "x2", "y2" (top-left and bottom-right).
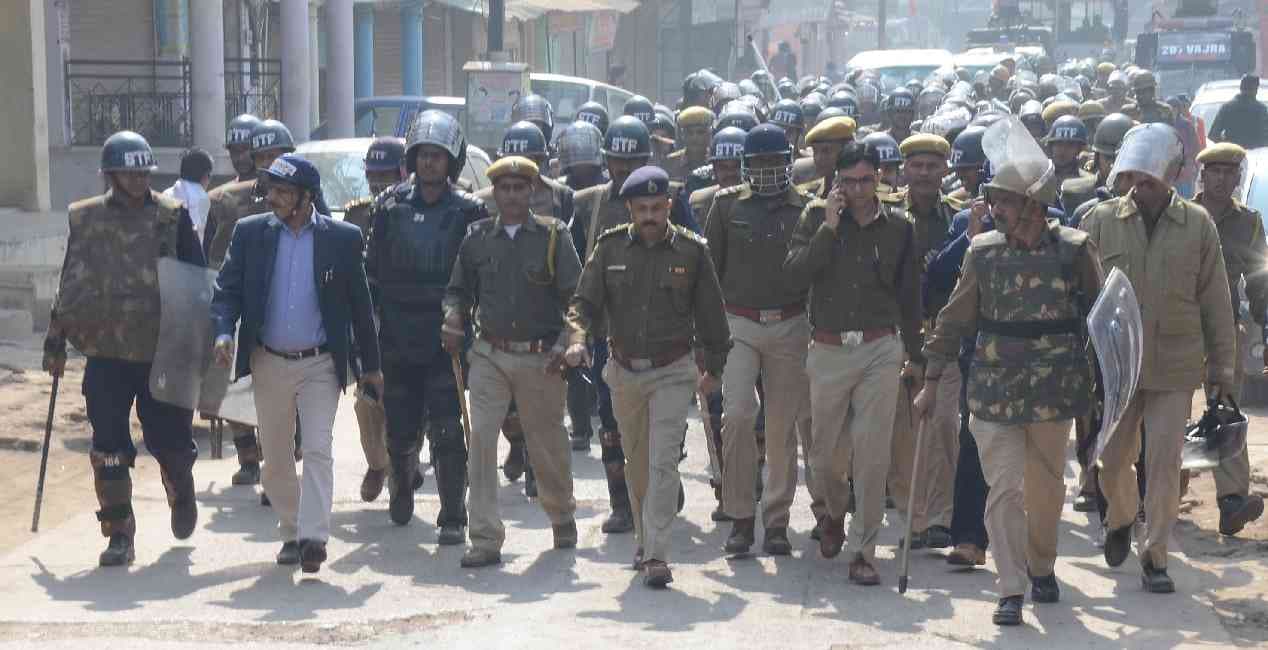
[{"x1": 48, "y1": 52, "x2": 1265, "y2": 623}]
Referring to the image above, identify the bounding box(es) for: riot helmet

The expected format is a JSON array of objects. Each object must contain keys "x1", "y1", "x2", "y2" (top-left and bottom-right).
[
  {"x1": 100, "y1": 130, "x2": 157, "y2": 173},
  {"x1": 603, "y1": 116, "x2": 652, "y2": 159},
  {"x1": 249, "y1": 119, "x2": 296, "y2": 155},
  {"x1": 512, "y1": 94, "x2": 555, "y2": 141},
  {"x1": 499, "y1": 120, "x2": 549, "y2": 161},
  {"x1": 623, "y1": 95, "x2": 656, "y2": 125},
  {"x1": 741, "y1": 123, "x2": 793, "y2": 196},
  {"x1": 557, "y1": 120, "x2": 604, "y2": 172},
  {"x1": 575, "y1": 101, "x2": 610, "y2": 134},
  {"x1": 1091, "y1": 113, "x2": 1135, "y2": 155},
  {"x1": 404, "y1": 109, "x2": 467, "y2": 181}
]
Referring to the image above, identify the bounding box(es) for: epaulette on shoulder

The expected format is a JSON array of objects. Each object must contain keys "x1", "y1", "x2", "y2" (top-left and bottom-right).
[
  {"x1": 68, "y1": 194, "x2": 106, "y2": 214},
  {"x1": 943, "y1": 193, "x2": 966, "y2": 212},
  {"x1": 533, "y1": 214, "x2": 566, "y2": 230},
  {"x1": 715, "y1": 184, "x2": 746, "y2": 200},
  {"x1": 691, "y1": 164, "x2": 713, "y2": 178},
  {"x1": 672, "y1": 224, "x2": 707, "y2": 246},
  {"x1": 1058, "y1": 225, "x2": 1090, "y2": 246},
  {"x1": 597, "y1": 223, "x2": 632, "y2": 242},
  {"x1": 466, "y1": 216, "x2": 495, "y2": 236},
  {"x1": 880, "y1": 190, "x2": 906, "y2": 205},
  {"x1": 667, "y1": 149, "x2": 684, "y2": 160}
]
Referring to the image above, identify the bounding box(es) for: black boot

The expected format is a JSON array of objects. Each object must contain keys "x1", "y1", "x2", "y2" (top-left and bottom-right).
[
  {"x1": 99, "y1": 533, "x2": 135, "y2": 567},
  {"x1": 433, "y1": 424, "x2": 468, "y2": 545},
  {"x1": 602, "y1": 462, "x2": 635, "y2": 534},
  {"x1": 389, "y1": 455, "x2": 416, "y2": 525},
  {"x1": 156, "y1": 451, "x2": 198, "y2": 540},
  {"x1": 724, "y1": 517, "x2": 756, "y2": 554},
  {"x1": 231, "y1": 431, "x2": 261, "y2": 486},
  {"x1": 524, "y1": 448, "x2": 538, "y2": 498}
]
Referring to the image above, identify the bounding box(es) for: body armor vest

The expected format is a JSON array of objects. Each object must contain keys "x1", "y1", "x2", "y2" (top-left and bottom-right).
[
  {"x1": 57, "y1": 194, "x2": 182, "y2": 362},
  {"x1": 967, "y1": 229, "x2": 1092, "y2": 423}
]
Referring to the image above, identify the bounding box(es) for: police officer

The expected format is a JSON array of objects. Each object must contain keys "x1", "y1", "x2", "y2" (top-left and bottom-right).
[
  {"x1": 794, "y1": 116, "x2": 856, "y2": 193},
  {"x1": 1194, "y1": 143, "x2": 1268, "y2": 536},
  {"x1": 705, "y1": 124, "x2": 818, "y2": 556},
  {"x1": 1019, "y1": 101, "x2": 1046, "y2": 140},
  {"x1": 575, "y1": 101, "x2": 610, "y2": 136},
  {"x1": 365, "y1": 110, "x2": 486, "y2": 544},
  {"x1": 948, "y1": 127, "x2": 987, "y2": 206},
  {"x1": 862, "y1": 132, "x2": 903, "y2": 193},
  {"x1": 477, "y1": 121, "x2": 577, "y2": 481},
  {"x1": 1122, "y1": 70, "x2": 1173, "y2": 125},
  {"x1": 918, "y1": 116, "x2": 1104, "y2": 626},
  {"x1": 572, "y1": 116, "x2": 700, "y2": 536},
  {"x1": 204, "y1": 118, "x2": 295, "y2": 489},
  {"x1": 442, "y1": 156, "x2": 584, "y2": 567},
  {"x1": 343, "y1": 137, "x2": 411, "y2": 503},
  {"x1": 885, "y1": 134, "x2": 962, "y2": 551},
  {"x1": 689, "y1": 127, "x2": 746, "y2": 224},
  {"x1": 1045, "y1": 115, "x2": 1095, "y2": 185},
  {"x1": 784, "y1": 141, "x2": 923, "y2": 586},
  {"x1": 512, "y1": 94, "x2": 556, "y2": 145},
  {"x1": 44, "y1": 131, "x2": 205, "y2": 566},
  {"x1": 1081, "y1": 123, "x2": 1236, "y2": 594},
  {"x1": 1101, "y1": 71, "x2": 1129, "y2": 114},
  {"x1": 225, "y1": 113, "x2": 262, "y2": 183},
  {"x1": 565, "y1": 166, "x2": 732, "y2": 587},
  {"x1": 664, "y1": 106, "x2": 713, "y2": 182},
  {"x1": 768, "y1": 99, "x2": 807, "y2": 154},
  {"x1": 886, "y1": 88, "x2": 918, "y2": 143},
  {"x1": 1078, "y1": 101, "x2": 1107, "y2": 146},
  {"x1": 1062, "y1": 113, "x2": 1135, "y2": 228},
  {"x1": 556, "y1": 121, "x2": 608, "y2": 192}
]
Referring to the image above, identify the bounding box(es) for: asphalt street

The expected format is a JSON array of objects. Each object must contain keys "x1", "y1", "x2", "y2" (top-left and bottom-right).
[{"x1": 0, "y1": 391, "x2": 1236, "y2": 648}]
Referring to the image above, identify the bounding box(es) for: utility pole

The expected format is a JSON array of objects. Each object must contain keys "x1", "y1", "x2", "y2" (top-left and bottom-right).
[
  {"x1": 489, "y1": 0, "x2": 504, "y2": 53},
  {"x1": 878, "y1": 0, "x2": 887, "y2": 50}
]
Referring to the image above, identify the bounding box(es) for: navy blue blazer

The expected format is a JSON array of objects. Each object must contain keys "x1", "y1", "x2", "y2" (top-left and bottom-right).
[{"x1": 210, "y1": 212, "x2": 381, "y2": 390}]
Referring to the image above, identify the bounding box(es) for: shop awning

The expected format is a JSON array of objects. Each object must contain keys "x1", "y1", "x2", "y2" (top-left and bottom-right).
[{"x1": 429, "y1": 0, "x2": 640, "y2": 20}]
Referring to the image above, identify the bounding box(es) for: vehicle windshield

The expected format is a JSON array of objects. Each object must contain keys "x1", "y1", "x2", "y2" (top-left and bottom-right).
[
  {"x1": 1244, "y1": 173, "x2": 1268, "y2": 216},
  {"x1": 301, "y1": 150, "x2": 369, "y2": 213},
  {"x1": 1156, "y1": 66, "x2": 1236, "y2": 102},
  {"x1": 530, "y1": 79, "x2": 591, "y2": 122},
  {"x1": 868, "y1": 66, "x2": 942, "y2": 91}
]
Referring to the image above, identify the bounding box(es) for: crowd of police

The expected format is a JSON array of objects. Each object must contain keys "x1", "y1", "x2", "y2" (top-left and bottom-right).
[{"x1": 40, "y1": 50, "x2": 1268, "y2": 627}]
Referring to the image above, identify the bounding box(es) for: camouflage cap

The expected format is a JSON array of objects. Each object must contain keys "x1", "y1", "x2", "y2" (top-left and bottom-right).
[
  {"x1": 1196, "y1": 142, "x2": 1247, "y2": 167},
  {"x1": 804, "y1": 116, "x2": 857, "y2": 144},
  {"x1": 486, "y1": 155, "x2": 540, "y2": 183}
]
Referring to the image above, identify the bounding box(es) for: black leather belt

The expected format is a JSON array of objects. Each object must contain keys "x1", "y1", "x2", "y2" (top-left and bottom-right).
[{"x1": 261, "y1": 342, "x2": 330, "y2": 360}]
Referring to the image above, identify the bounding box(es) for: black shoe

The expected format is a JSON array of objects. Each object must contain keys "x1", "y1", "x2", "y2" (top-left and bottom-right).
[
  {"x1": 438, "y1": 523, "x2": 465, "y2": 546},
  {"x1": 98, "y1": 534, "x2": 135, "y2": 567},
  {"x1": 993, "y1": 595, "x2": 1024, "y2": 626},
  {"x1": 602, "y1": 505, "x2": 634, "y2": 534},
  {"x1": 724, "y1": 517, "x2": 755, "y2": 554},
  {"x1": 460, "y1": 547, "x2": 502, "y2": 568},
  {"x1": 299, "y1": 539, "x2": 327, "y2": 573},
  {"x1": 676, "y1": 481, "x2": 685, "y2": 514},
  {"x1": 231, "y1": 462, "x2": 260, "y2": 486},
  {"x1": 1218, "y1": 494, "x2": 1265, "y2": 536},
  {"x1": 810, "y1": 519, "x2": 823, "y2": 541},
  {"x1": 276, "y1": 540, "x2": 301, "y2": 565},
  {"x1": 260, "y1": 492, "x2": 271, "y2": 507},
  {"x1": 711, "y1": 504, "x2": 733, "y2": 522},
  {"x1": 503, "y1": 440, "x2": 526, "y2": 482},
  {"x1": 570, "y1": 432, "x2": 591, "y2": 451},
  {"x1": 763, "y1": 527, "x2": 792, "y2": 556},
  {"x1": 1030, "y1": 573, "x2": 1060, "y2": 603},
  {"x1": 899, "y1": 529, "x2": 927, "y2": 550},
  {"x1": 1141, "y1": 557, "x2": 1175, "y2": 593},
  {"x1": 553, "y1": 520, "x2": 579, "y2": 549},
  {"x1": 1103, "y1": 522, "x2": 1132, "y2": 568},
  {"x1": 924, "y1": 525, "x2": 952, "y2": 549},
  {"x1": 1073, "y1": 491, "x2": 1097, "y2": 513},
  {"x1": 389, "y1": 457, "x2": 416, "y2": 526}
]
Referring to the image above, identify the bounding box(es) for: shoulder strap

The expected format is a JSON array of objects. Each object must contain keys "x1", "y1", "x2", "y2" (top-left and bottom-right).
[{"x1": 585, "y1": 185, "x2": 607, "y2": 257}]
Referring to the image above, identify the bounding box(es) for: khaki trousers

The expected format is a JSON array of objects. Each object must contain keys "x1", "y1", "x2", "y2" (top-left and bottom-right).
[
  {"x1": 1100, "y1": 389, "x2": 1192, "y2": 569},
  {"x1": 605, "y1": 354, "x2": 696, "y2": 563},
  {"x1": 467, "y1": 340, "x2": 576, "y2": 553},
  {"x1": 1212, "y1": 324, "x2": 1250, "y2": 498},
  {"x1": 721, "y1": 313, "x2": 816, "y2": 527},
  {"x1": 889, "y1": 371, "x2": 961, "y2": 532},
  {"x1": 354, "y1": 395, "x2": 389, "y2": 471},
  {"x1": 250, "y1": 349, "x2": 340, "y2": 542},
  {"x1": 971, "y1": 416, "x2": 1071, "y2": 598},
  {"x1": 807, "y1": 334, "x2": 902, "y2": 562}
]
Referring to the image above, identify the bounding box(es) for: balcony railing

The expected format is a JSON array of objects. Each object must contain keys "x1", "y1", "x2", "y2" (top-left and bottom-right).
[{"x1": 65, "y1": 58, "x2": 282, "y2": 147}]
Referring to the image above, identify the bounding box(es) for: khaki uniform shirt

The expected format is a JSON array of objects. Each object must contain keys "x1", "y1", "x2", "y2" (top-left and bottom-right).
[
  {"x1": 1201, "y1": 195, "x2": 1268, "y2": 324},
  {"x1": 444, "y1": 214, "x2": 581, "y2": 347},
  {"x1": 567, "y1": 224, "x2": 731, "y2": 376},
  {"x1": 206, "y1": 179, "x2": 267, "y2": 268},
  {"x1": 704, "y1": 184, "x2": 810, "y2": 309},
  {"x1": 1080, "y1": 190, "x2": 1236, "y2": 390},
  {"x1": 784, "y1": 199, "x2": 925, "y2": 363}
]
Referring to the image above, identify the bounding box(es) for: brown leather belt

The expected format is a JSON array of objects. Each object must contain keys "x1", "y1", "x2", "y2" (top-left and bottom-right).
[
  {"x1": 726, "y1": 303, "x2": 806, "y2": 324},
  {"x1": 611, "y1": 342, "x2": 692, "y2": 372},
  {"x1": 479, "y1": 333, "x2": 556, "y2": 354},
  {"x1": 812, "y1": 326, "x2": 894, "y2": 346}
]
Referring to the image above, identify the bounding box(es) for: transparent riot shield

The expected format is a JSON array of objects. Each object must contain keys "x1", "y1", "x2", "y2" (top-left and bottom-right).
[{"x1": 1088, "y1": 267, "x2": 1144, "y2": 467}]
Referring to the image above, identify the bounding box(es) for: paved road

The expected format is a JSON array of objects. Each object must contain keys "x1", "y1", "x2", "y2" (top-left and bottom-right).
[{"x1": 0, "y1": 392, "x2": 1236, "y2": 648}]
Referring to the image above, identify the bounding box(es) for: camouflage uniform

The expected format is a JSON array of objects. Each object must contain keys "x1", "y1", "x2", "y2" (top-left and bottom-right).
[
  {"x1": 923, "y1": 220, "x2": 1103, "y2": 598},
  {"x1": 45, "y1": 189, "x2": 206, "y2": 556},
  {"x1": 205, "y1": 178, "x2": 269, "y2": 473}
]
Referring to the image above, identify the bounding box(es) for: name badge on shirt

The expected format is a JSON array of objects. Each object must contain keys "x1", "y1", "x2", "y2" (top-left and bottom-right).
[
  {"x1": 606, "y1": 265, "x2": 627, "y2": 271},
  {"x1": 670, "y1": 266, "x2": 688, "y2": 275}
]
